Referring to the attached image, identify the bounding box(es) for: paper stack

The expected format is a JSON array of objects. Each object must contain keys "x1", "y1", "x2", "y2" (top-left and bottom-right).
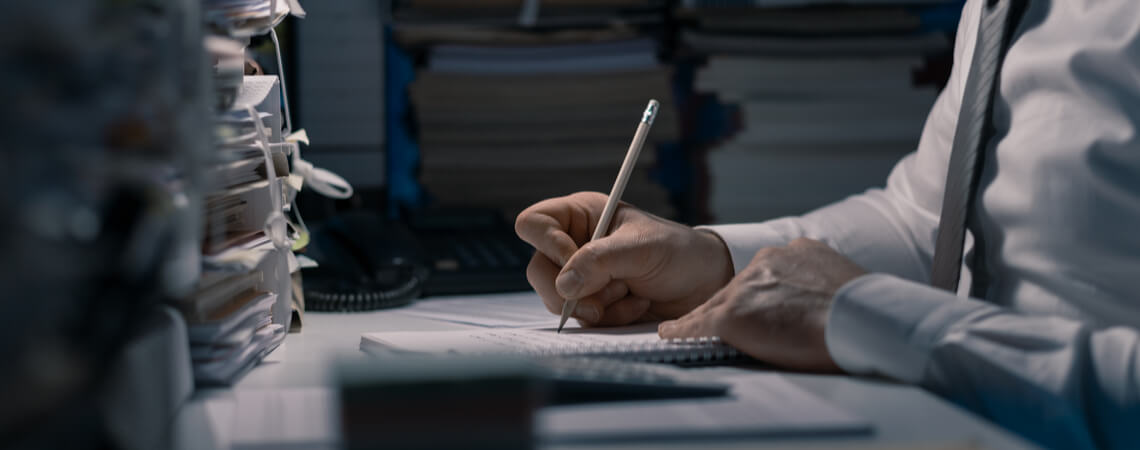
[
  {"x1": 186, "y1": 71, "x2": 291, "y2": 384},
  {"x1": 180, "y1": 1, "x2": 311, "y2": 386},
  {"x1": 678, "y1": 0, "x2": 956, "y2": 223},
  {"x1": 205, "y1": 0, "x2": 305, "y2": 37},
  {"x1": 393, "y1": 1, "x2": 678, "y2": 219}
]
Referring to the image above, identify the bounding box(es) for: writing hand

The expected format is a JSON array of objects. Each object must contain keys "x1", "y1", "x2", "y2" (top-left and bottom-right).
[{"x1": 515, "y1": 192, "x2": 734, "y2": 327}]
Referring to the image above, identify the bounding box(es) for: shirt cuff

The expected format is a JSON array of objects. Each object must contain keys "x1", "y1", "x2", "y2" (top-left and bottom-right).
[
  {"x1": 696, "y1": 223, "x2": 794, "y2": 275},
  {"x1": 825, "y1": 273, "x2": 968, "y2": 383}
]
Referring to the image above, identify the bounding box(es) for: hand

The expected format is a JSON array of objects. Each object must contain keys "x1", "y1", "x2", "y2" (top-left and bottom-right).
[
  {"x1": 659, "y1": 238, "x2": 868, "y2": 372},
  {"x1": 515, "y1": 192, "x2": 734, "y2": 327}
]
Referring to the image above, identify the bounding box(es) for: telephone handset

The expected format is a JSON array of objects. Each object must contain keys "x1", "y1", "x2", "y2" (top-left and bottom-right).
[{"x1": 301, "y1": 211, "x2": 429, "y2": 312}]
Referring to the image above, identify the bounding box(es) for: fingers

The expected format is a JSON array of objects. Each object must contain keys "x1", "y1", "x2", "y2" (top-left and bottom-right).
[
  {"x1": 515, "y1": 204, "x2": 581, "y2": 267},
  {"x1": 515, "y1": 192, "x2": 612, "y2": 264},
  {"x1": 526, "y1": 253, "x2": 565, "y2": 315},
  {"x1": 556, "y1": 233, "x2": 653, "y2": 300},
  {"x1": 591, "y1": 296, "x2": 651, "y2": 327},
  {"x1": 657, "y1": 282, "x2": 730, "y2": 338},
  {"x1": 657, "y1": 308, "x2": 719, "y2": 339},
  {"x1": 518, "y1": 192, "x2": 664, "y2": 327},
  {"x1": 519, "y1": 192, "x2": 656, "y2": 302},
  {"x1": 528, "y1": 253, "x2": 634, "y2": 323},
  {"x1": 571, "y1": 280, "x2": 629, "y2": 323}
]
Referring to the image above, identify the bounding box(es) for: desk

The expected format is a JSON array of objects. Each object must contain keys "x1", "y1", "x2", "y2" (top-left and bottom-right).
[{"x1": 173, "y1": 294, "x2": 1037, "y2": 450}]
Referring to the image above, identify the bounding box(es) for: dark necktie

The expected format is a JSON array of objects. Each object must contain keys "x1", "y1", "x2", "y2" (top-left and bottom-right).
[{"x1": 930, "y1": 0, "x2": 1029, "y2": 293}]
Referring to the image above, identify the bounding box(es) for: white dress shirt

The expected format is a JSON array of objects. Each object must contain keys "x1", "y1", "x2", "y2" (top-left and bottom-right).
[{"x1": 704, "y1": 1, "x2": 1140, "y2": 447}]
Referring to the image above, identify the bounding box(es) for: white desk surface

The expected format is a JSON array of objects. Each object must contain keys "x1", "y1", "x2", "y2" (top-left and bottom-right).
[{"x1": 173, "y1": 294, "x2": 1037, "y2": 450}]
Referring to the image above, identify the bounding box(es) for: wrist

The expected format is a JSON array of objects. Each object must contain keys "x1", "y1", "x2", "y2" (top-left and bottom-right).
[{"x1": 696, "y1": 229, "x2": 735, "y2": 290}]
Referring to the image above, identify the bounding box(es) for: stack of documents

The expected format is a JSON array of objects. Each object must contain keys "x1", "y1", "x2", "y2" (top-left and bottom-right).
[
  {"x1": 186, "y1": 71, "x2": 289, "y2": 384},
  {"x1": 205, "y1": 0, "x2": 304, "y2": 36},
  {"x1": 181, "y1": 2, "x2": 309, "y2": 385},
  {"x1": 394, "y1": 4, "x2": 677, "y2": 219},
  {"x1": 678, "y1": 1, "x2": 954, "y2": 222}
]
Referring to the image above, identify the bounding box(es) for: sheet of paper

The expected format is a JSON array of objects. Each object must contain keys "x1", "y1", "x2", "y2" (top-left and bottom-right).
[
  {"x1": 538, "y1": 373, "x2": 871, "y2": 443},
  {"x1": 203, "y1": 387, "x2": 341, "y2": 449},
  {"x1": 361, "y1": 323, "x2": 661, "y2": 356},
  {"x1": 393, "y1": 291, "x2": 559, "y2": 328}
]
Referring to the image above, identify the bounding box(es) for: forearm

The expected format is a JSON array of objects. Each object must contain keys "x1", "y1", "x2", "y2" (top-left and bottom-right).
[{"x1": 701, "y1": 184, "x2": 936, "y2": 284}]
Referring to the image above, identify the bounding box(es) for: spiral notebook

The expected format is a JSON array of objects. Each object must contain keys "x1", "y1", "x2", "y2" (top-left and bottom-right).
[{"x1": 359, "y1": 323, "x2": 747, "y2": 365}]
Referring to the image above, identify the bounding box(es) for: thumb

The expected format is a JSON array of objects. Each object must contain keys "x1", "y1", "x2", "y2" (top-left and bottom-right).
[{"x1": 556, "y1": 234, "x2": 652, "y2": 300}]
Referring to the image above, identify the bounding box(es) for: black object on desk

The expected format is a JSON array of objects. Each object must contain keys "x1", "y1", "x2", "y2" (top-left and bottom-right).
[
  {"x1": 409, "y1": 208, "x2": 534, "y2": 297},
  {"x1": 302, "y1": 211, "x2": 428, "y2": 312},
  {"x1": 302, "y1": 209, "x2": 533, "y2": 312},
  {"x1": 340, "y1": 356, "x2": 537, "y2": 450}
]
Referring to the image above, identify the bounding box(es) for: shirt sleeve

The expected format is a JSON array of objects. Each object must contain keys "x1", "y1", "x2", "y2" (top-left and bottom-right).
[
  {"x1": 702, "y1": 1, "x2": 1140, "y2": 447},
  {"x1": 829, "y1": 274, "x2": 1140, "y2": 449}
]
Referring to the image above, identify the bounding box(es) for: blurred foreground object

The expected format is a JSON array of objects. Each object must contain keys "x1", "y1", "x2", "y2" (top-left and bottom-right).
[
  {"x1": 0, "y1": 1, "x2": 207, "y2": 448},
  {"x1": 188, "y1": 0, "x2": 348, "y2": 385},
  {"x1": 339, "y1": 356, "x2": 540, "y2": 450}
]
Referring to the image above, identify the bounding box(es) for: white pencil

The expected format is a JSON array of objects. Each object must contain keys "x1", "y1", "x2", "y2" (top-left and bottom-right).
[{"x1": 558, "y1": 99, "x2": 659, "y2": 333}]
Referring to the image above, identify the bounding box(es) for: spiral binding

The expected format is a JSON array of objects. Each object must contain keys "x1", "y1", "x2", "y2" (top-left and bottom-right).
[{"x1": 528, "y1": 336, "x2": 744, "y2": 365}]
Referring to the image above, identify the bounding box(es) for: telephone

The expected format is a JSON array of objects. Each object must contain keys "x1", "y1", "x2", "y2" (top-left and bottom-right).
[{"x1": 301, "y1": 211, "x2": 429, "y2": 312}]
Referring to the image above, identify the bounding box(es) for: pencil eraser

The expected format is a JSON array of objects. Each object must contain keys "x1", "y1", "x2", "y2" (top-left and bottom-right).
[{"x1": 642, "y1": 99, "x2": 659, "y2": 125}]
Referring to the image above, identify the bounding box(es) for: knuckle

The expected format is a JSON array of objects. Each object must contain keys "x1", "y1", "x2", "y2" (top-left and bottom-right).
[
  {"x1": 574, "y1": 244, "x2": 602, "y2": 267},
  {"x1": 752, "y1": 247, "x2": 778, "y2": 261},
  {"x1": 705, "y1": 309, "x2": 729, "y2": 336},
  {"x1": 746, "y1": 257, "x2": 773, "y2": 274},
  {"x1": 570, "y1": 191, "x2": 605, "y2": 204},
  {"x1": 757, "y1": 265, "x2": 778, "y2": 280},
  {"x1": 576, "y1": 191, "x2": 613, "y2": 212},
  {"x1": 727, "y1": 295, "x2": 752, "y2": 316},
  {"x1": 601, "y1": 281, "x2": 628, "y2": 302},
  {"x1": 718, "y1": 293, "x2": 741, "y2": 312},
  {"x1": 513, "y1": 210, "x2": 533, "y2": 235},
  {"x1": 614, "y1": 202, "x2": 648, "y2": 224},
  {"x1": 544, "y1": 228, "x2": 568, "y2": 248},
  {"x1": 525, "y1": 260, "x2": 545, "y2": 287}
]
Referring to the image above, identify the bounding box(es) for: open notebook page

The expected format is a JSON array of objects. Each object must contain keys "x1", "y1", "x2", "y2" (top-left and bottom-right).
[
  {"x1": 392, "y1": 292, "x2": 556, "y2": 328},
  {"x1": 362, "y1": 323, "x2": 655, "y2": 354},
  {"x1": 360, "y1": 324, "x2": 743, "y2": 363}
]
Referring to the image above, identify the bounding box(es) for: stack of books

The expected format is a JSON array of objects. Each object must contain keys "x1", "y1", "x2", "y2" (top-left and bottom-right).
[
  {"x1": 393, "y1": 0, "x2": 664, "y2": 28},
  {"x1": 678, "y1": 0, "x2": 955, "y2": 223},
  {"x1": 180, "y1": 0, "x2": 307, "y2": 386},
  {"x1": 394, "y1": 0, "x2": 678, "y2": 218}
]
